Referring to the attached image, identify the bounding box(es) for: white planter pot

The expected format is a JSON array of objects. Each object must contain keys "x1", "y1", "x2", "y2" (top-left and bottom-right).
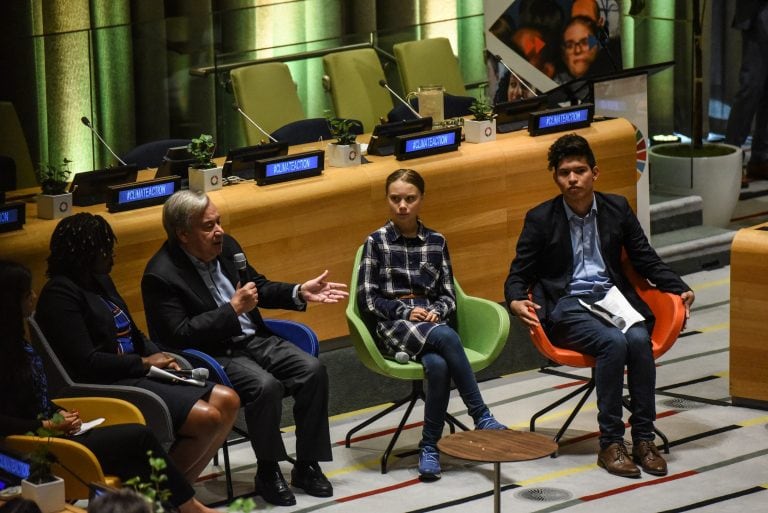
[
  {"x1": 22, "y1": 476, "x2": 66, "y2": 513},
  {"x1": 649, "y1": 143, "x2": 742, "y2": 228},
  {"x1": 464, "y1": 119, "x2": 496, "y2": 143},
  {"x1": 327, "y1": 143, "x2": 361, "y2": 167},
  {"x1": 188, "y1": 166, "x2": 223, "y2": 193},
  {"x1": 37, "y1": 192, "x2": 73, "y2": 220}
]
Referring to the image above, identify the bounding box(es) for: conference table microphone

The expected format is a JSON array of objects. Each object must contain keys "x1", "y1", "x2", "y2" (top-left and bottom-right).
[
  {"x1": 233, "y1": 252, "x2": 250, "y2": 285},
  {"x1": 378, "y1": 79, "x2": 422, "y2": 119},
  {"x1": 232, "y1": 103, "x2": 278, "y2": 143},
  {"x1": 489, "y1": 52, "x2": 538, "y2": 97},
  {"x1": 80, "y1": 116, "x2": 128, "y2": 166}
]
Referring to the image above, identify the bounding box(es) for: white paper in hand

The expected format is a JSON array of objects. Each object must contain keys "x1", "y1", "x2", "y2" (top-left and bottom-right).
[
  {"x1": 74, "y1": 417, "x2": 105, "y2": 436},
  {"x1": 579, "y1": 286, "x2": 644, "y2": 333}
]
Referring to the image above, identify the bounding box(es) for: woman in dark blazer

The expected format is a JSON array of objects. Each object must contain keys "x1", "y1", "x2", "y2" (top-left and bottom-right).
[
  {"x1": 35, "y1": 213, "x2": 239, "y2": 483},
  {"x1": 0, "y1": 260, "x2": 219, "y2": 513}
]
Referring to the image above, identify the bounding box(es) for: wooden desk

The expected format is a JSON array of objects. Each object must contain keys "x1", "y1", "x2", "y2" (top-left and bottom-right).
[
  {"x1": 438, "y1": 430, "x2": 558, "y2": 513},
  {"x1": 1, "y1": 119, "x2": 638, "y2": 342},
  {"x1": 730, "y1": 222, "x2": 768, "y2": 408}
]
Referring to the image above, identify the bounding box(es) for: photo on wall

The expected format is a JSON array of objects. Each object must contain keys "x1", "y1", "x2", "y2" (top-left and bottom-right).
[{"x1": 484, "y1": 0, "x2": 623, "y2": 104}]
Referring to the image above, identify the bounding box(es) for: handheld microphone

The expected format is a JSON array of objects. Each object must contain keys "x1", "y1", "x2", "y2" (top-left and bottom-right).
[
  {"x1": 80, "y1": 116, "x2": 128, "y2": 166},
  {"x1": 394, "y1": 351, "x2": 410, "y2": 364},
  {"x1": 231, "y1": 104, "x2": 278, "y2": 143},
  {"x1": 378, "y1": 79, "x2": 422, "y2": 119},
  {"x1": 233, "y1": 252, "x2": 249, "y2": 286},
  {"x1": 147, "y1": 366, "x2": 205, "y2": 387},
  {"x1": 169, "y1": 368, "x2": 210, "y2": 380},
  {"x1": 489, "y1": 52, "x2": 538, "y2": 97}
]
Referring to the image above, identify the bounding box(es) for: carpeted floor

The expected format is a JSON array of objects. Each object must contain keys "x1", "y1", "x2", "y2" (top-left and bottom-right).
[{"x1": 185, "y1": 264, "x2": 768, "y2": 513}]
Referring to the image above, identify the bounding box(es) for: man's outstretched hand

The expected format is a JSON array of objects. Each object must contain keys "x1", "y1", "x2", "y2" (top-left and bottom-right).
[{"x1": 300, "y1": 270, "x2": 349, "y2": 303}]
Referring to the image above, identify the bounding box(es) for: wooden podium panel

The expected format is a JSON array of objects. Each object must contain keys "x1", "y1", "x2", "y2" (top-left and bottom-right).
[
  {"x1": 730, "y1": 222, "x2": 768, "y2": 408},
  {"x1": 1, "y1": 118, "x2": 638, "y2": 342}
]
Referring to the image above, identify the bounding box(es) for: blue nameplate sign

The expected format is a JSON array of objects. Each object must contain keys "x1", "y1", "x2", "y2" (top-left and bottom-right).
[
  {"x1": 394, "y1": 126, "x2": 462, "y2": 161},
  {"x1": 106, "y1": 176, "x2": 181, "y2": 213},
  {"x1": 254, "y1": 150, "x2": 324, "y2": 186},
  {"x1": 0, "y1": 201, "x2": 25, "y2": 232},
  {"x1": 528, "y1": 103, "x2": 594, "y2": 136}
]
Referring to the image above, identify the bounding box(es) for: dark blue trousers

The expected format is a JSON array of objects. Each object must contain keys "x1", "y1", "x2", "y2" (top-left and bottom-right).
[{"x1": 548, "y1": 294, "x2": 656, "y2": 448}]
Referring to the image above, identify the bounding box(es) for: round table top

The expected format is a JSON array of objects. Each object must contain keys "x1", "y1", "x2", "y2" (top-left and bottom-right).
[{"x1": 437, "y1": 429, "x2": 558, "y2": 463}]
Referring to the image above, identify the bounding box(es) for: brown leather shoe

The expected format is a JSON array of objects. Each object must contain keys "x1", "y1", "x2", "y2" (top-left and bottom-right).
[
  {"x1": 597, "y1": 442, "x2": 641, "y2": 478},
  {"x1": 632, "y1": 440, "x2": 668, "y2": 476}
]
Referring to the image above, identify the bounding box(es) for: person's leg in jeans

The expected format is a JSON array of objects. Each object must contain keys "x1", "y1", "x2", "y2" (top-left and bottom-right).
[
  {"x1": 623, "y1": 323, "x2": 656, "y2": 442},
  {"x1": 549, "y1": 295, "x2": 629, "y2": 447},
  {"x1": 422, "y1": 325, "x2": 506, "y2": 431}
]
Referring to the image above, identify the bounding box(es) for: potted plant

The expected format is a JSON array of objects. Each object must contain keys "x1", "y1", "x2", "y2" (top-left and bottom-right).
[
  {"x1": 647, "y1": 0, "x2": 742, "y2": 227},
  {"x1": 35, "y1": 158, "x2": 73, "y2": 220},
  {"x1": 21, "y1": 415, "x2": 66, "y2": 513},
  {"x1": 187, "y1": 133, "x2": 223, "y2": 193},
  {"x1": 326, "y1": 117, "x2": 362, "y2": 167},
  {"x1": 126, "y1": 450, "x2": 172, "y2": 513},
  {"x1": 464, "y1": 96, "x2": 497, "y2": 143}
]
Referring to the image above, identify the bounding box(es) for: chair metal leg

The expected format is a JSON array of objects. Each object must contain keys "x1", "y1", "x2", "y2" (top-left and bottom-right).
[
  {"x1": 221, "y1": 441, "x2": 234, "y2": 501},
  {"x1": 379, "y1": 392, "x2": 421, "y2": 474},
  {"x1": 530, "y1": 378, "x2": 595, "y2": 442},
  {"x1": 344, "y1": 380, "x2": 470, "y2": 473}
]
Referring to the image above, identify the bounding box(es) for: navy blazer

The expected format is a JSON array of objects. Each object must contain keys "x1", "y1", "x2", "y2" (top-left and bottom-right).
[
  {"x1": 504, "y1": 192, "x2": 690, "y2": 334},
  {"x1": 36, "y1": 274, "x2": 158, "y2": 384},
  {"x1": 141, "y1": 234, "x2": 304, "y2": 356}
]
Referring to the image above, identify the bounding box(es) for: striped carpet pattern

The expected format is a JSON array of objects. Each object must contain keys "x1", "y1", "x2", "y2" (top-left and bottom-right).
[{"x1": 192, "y1": 265, "x2": 768, "y2": 512}]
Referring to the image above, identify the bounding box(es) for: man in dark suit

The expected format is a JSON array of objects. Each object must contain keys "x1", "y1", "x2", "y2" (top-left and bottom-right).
[
  {"x1": 726, "y1": 0, "x2": 768, "y2": 181},
  {"x1": 505, "y1": 134, "x2": 695, "y2": 478},
  {"x1": 141, "y1": 190, "x2": 348, "y2": 507}
]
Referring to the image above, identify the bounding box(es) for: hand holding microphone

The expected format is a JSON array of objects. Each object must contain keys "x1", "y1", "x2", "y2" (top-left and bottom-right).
[{"x1": 231, "y1": 252, "x2": 258, "y2": 314}]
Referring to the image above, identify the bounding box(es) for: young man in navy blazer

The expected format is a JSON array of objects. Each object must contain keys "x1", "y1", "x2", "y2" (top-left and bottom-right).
[
  {"x1": 505, "y1": 133, "x2": 695, "y2": 478},
  {"x1": 142, "y1": 190, "x2": 348, "y2": 506}
]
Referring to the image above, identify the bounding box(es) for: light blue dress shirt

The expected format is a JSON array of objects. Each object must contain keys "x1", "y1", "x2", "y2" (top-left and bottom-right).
[{"x1": 564, "y1": 197, "x2": 613, "y2": 295}]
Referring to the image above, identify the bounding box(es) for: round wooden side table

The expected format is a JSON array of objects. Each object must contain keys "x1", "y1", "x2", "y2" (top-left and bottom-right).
[{"x1": 438, "y1": 429, "x2": 558, "y2": 513}]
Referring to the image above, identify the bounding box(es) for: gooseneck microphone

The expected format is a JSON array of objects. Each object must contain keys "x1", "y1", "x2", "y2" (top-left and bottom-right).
[
  {"x1": 231, "y1": 104, "x2": 278, "y2": 143},
  {"x1": 489, "y1": 52, "x2": 538, "y2": 97},
  {"x1": 233, "y1": 252, "x2": 249, "y2": 285},
  {"x1": 80, "y1": 116, "x2": 128, "y2": 166},
  {"x1": 378, "y1": 79, "x2": 422, "y2": 119}
]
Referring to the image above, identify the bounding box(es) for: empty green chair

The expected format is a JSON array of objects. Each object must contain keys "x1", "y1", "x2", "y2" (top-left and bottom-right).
[
  {"x1": 344, "y1": 245, "x2": 510, "y2": 473},
  {"x1": 230, "y1": 62, "x2": 305, "y2": 144},
  {"x1": 393, "y1": 37, "x2": 468, "y2": 97},
  {"x1": 322, "y1": 48, "x2": 393, "y2": 133}
]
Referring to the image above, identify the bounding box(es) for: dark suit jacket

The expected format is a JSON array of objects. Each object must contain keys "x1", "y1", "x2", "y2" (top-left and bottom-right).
[
  {"x1": 504, "y1": 192, "x2": 690, "y2": 334},
  {"x1": 36, "y1": 274, "x2": 157, "y2": 384},
  {"x1": 141, "y1": 234, "x2": 304, "y2": 356},
  {"x1": 733, "y1": 0, "x2": 766, "y2": 31}
]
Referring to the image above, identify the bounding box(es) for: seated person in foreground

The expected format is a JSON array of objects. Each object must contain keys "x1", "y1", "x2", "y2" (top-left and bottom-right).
[
  {"x1": 357, "y1": 169, "x2": 507, "y2": 482},
  {"x1": 0, "y1": 260, "x2": 218, "y2": 513},
  {"x1": 35, "y1": 213, "x2": 239, "y2": 483},
  {"x1": 141, "y1": 190, "x2": 349, "y2": 507},
  {"x1": 504, "y1": 134, "x2": 695, "y2": 478}
]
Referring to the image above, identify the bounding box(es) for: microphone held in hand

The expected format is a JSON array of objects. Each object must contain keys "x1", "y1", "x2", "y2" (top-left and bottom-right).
[
  {"x1": 147, "y1": 365, "x2": 206, "y2": 387},
  {"x1": 378, "y1": 79, "x2": 422, "y2": 119},
  {"x1": 80, "y1": 116, "x2": 128, "y2": 166},
  {"x1": 168, "y1": 368, "x2": 209, "y2": 380},
  {"x1": 233, "y1": 252, "x2": 249, "y2": 286},
  {"x1": 232, "y1": 103, "x2": 278, "y2": 143}
]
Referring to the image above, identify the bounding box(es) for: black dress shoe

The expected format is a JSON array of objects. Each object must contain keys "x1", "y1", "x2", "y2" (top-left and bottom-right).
[
  {"x1": 254, "y1": 470, "x2": 296, "y2": 506},
  {"x1": 291, "y1": 463, "x2": 333, "y2": 497}
]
